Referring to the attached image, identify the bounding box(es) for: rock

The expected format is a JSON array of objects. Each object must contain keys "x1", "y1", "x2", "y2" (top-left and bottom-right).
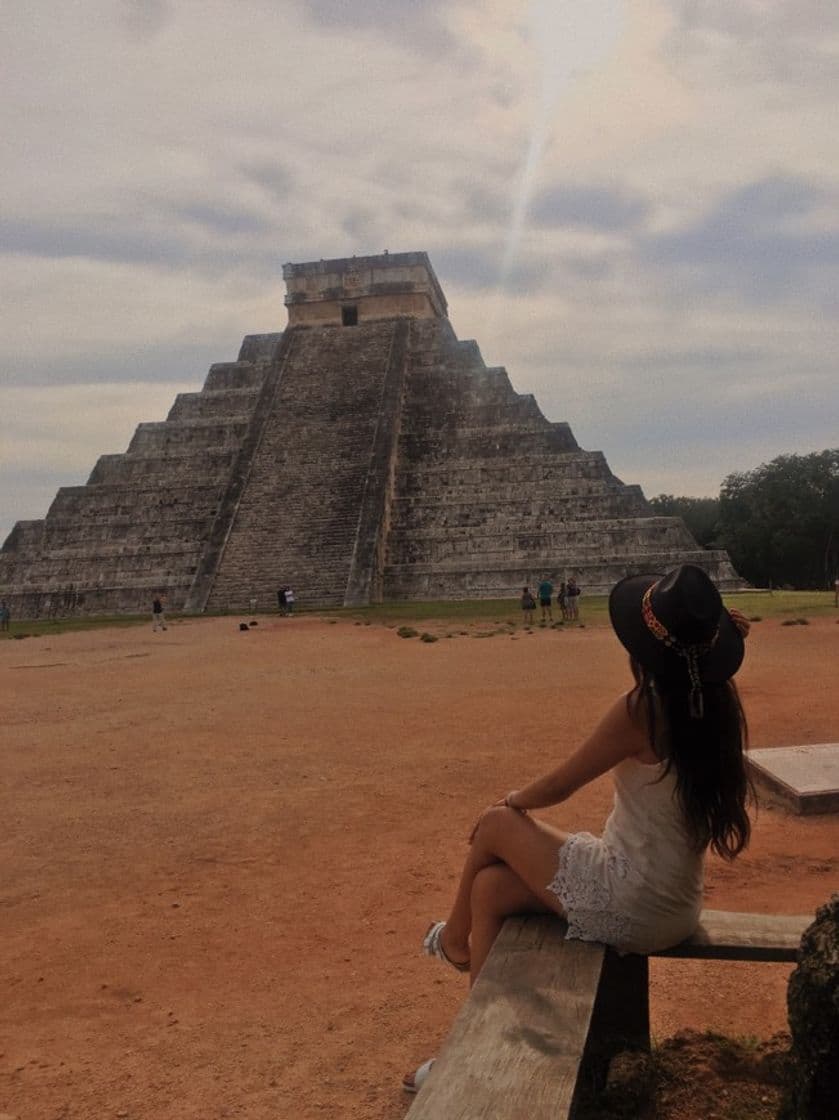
[{"x1": 778, "y1": 893, "x2": 839, "y2": 1119}]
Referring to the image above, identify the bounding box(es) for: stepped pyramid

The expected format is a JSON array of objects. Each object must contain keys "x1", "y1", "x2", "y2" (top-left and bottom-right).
[{"x1": 0, "y1": 252, "x2": 739, "y2": 617}]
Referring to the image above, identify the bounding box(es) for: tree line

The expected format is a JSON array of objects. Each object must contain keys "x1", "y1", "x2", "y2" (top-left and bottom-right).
[{"x1": 650, "y1": 449, "x2": 839, "y2": 590}]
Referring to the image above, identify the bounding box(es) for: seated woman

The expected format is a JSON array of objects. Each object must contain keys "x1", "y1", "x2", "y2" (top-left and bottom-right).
[{"x1": 404, "y1": 564, "x2": 752, "y2": 1094}]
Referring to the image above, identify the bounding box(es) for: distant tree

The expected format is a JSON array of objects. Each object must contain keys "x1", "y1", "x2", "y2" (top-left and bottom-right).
[
  {"x1": 649, "y1": 494, "x2": 721, "y2": 549},
  {"x1": 718, "y1": 450, "x2": 839, "y2": 589}
]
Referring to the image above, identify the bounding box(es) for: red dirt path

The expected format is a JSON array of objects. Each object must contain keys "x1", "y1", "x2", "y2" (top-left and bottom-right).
[{"x1": 2, "y1": 615, "x2": 838, "y2": 1120}]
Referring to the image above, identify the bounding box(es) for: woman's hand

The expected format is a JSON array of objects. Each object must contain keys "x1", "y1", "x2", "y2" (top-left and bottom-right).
[{"x1": 728, "y1": 607, "x2": 751, "y2": 638}]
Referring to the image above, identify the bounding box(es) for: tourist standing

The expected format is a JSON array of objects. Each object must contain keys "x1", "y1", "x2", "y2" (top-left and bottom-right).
[
  {"x1": 0, "y1": 600, "x2": 9, "y2": 632},
  {"x1": 285, "y1": 587, "x2": 295, "y2": 614},
  {"x1": 277, "y1": 588, "x2": 287, "y2": 613},
  {"x1": 566, "y1": 578, "x2": 581, "y2": 621},
  {"x1": 557, "y1": 581, "x2": 567, "y2": 621},
  {"x1": 152, "y1": 595, "x2": 167, "y2": 632},
  {"x1": 520, "y1": 587, "x2": 536, "y2": 624},
  {"x1": 537, "y1": 577, "x2": 554, "y2": 623}
]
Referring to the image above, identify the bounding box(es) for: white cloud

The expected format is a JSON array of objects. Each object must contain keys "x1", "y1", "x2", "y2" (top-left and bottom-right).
[{"x1": 1, "y1": 0, "x2": 837, "y2": 546}]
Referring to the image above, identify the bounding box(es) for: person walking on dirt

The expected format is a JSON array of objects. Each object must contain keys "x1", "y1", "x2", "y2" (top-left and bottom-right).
[
  {"x1": 566, "y1": 578, "x2": 581, "y2": 621},
  {"x1": 152, "y1": 595, "x2": 167, "y2": 632},
  {"x1": 557, "y1": 581, "x2": 567, "y2": 621},
  {"x1": 520, "y1": 587, "x2": 536, "y2": 624}
]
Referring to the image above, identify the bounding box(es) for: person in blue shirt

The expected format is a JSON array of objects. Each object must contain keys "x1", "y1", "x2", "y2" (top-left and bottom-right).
[{"x1": 537, "y1": 578, "x2": 553, "y2": 622}]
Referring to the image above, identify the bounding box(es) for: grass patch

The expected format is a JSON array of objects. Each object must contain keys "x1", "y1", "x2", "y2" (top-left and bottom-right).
[
  {"x1": 2, "y1": 615, "x2": 150, "y2": 639},
  {"x1": 323, "y1": 590, "x2": 836, "y2": 628},
  {"x1": 396, "y1": 625, "x2": 418, "y2": 639},
  {"x1": 323, "y1": 596, "x2": 609, "y2": 627},
  {"x1": 723, "y1": 589, "x2": 835, "y2": 620},
  {"x1": 5, "y1": 591, "x2": 834, "y2": 638}
]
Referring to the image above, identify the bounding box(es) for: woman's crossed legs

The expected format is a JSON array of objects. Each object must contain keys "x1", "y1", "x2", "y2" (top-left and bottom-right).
[
  {"x1": 440, "y1": 805, "x2": 569, "y2": 984},
  {"x1": 405, "y1": 807, "x2": 570, "y2": 1091}
]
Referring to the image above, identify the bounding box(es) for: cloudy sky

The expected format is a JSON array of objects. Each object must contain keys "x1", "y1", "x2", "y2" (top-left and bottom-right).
[{"x1": 2, "y1": 0, "x2": 837, "y2": 544}]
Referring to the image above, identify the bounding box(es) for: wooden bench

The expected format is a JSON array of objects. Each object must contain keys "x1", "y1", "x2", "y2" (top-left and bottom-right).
[{"x1": 405, "y1": 909, "x2": 810, "y2": 1120}]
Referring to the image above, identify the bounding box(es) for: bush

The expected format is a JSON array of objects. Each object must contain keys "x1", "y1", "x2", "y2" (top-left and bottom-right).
[{"x1": 397, "y1": 626, "x2": 418, "y2": 639}]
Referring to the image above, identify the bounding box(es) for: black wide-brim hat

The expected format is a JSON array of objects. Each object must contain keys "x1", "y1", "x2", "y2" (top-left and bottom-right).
[{"x1": 609, "y1": 564, "x2": 744, "y2": 684}]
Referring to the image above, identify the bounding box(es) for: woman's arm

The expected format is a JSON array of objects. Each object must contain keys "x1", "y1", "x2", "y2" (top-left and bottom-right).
[{"x1": 506, "y1": 693, "x2": 647, "y2": 811}]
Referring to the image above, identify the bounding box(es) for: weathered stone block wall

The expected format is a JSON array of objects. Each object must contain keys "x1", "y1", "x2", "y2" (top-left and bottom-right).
[
  {"x1": 287, "y1": 292, "x2": 437, "y2": 327},
  {"x1": 166, "y1": 388, "x2": 262, "y2": 422},
  {"x1": 381, "y1": 318, "x2": 738, "y2": 599},
  {"x1": 0, "y1": 334, "x2": 279, "y2": 617},
  {"x1": 88, "y1": 449, "x2": 239, "y2": 486},
  {"x1": 203, "y1": 361, "x2": 266, "y2": 391},
  {"x1": 284, "y1": 251, "x2": 447, "y2": 327}
]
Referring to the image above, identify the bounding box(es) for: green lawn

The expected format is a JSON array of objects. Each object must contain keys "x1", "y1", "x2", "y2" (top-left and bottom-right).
[
  {"x1": 2, "y1": 614, "x2": 150, "y2": 639},
  {"x1": 325, "y1": 589, "x2": 838, "y2": 627},
  {"x1": 720, "y1": 589, "x2": 838, "y2": 621},
  {"x1": 2, "y1": 590, "x2": 835, "y2": 639}
]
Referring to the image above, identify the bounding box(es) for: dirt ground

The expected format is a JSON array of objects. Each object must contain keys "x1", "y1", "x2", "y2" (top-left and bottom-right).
[{"x1": 2, "y1": 613, "x2": 838, "y2": 1120}]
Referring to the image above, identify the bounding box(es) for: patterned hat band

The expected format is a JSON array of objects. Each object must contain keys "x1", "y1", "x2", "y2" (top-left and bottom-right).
[{"x1": 641, "y1": 584, "x2": 720, "y2": 718}]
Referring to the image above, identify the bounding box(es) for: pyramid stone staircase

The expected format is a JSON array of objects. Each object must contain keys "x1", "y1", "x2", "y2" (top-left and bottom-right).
[{"x1": 204, "y1": 318, "x2": 409, "y2": 611}]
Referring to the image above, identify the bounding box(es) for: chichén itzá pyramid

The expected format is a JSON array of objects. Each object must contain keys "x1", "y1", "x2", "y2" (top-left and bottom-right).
[{"x1": 0, "y1": 251, "x2": 740, "y2": 617}]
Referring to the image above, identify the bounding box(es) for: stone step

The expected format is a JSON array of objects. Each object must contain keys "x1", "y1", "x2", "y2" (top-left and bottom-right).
[
  {"x1": 166, "y1": 387, "x2": 261, "y2": 422},
  {"x1": 203, "y1": 361, "x2": 266, "y2": 392},
  {"x1": 88, "y1": 449, "x2": 237, "y2": 485},
  {"x1": 392, "y1": 496, "x2": 639, "y2": 516}
]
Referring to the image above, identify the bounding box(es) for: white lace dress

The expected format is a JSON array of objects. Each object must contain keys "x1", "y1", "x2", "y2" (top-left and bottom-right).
[{"x1": 546, "y1": 756, "x2": 704, "y2": 954}]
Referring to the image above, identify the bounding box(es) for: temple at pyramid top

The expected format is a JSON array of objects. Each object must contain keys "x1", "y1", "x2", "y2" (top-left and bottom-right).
[
  {"x1": 0, "y1": 250, "x2": 742, "y2": 618},
  {"x1": 283, "y1": 251, "x2": 447, "y2": 326}
]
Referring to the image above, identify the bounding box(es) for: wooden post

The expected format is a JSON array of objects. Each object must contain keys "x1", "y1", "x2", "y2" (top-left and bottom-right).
[{"x1": 578, "y1": 950, "x2": 650, "y2": 1093}]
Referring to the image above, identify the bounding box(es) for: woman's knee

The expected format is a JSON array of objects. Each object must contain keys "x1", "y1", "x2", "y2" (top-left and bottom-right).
[{"x1": 474, "y1": 804, "x2": 519, "y2": 844}]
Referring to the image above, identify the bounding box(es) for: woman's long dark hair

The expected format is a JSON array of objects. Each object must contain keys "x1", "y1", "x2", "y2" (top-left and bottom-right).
[{"x1": 628, "y1": 658, "x2": 752, "y2": 860}]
